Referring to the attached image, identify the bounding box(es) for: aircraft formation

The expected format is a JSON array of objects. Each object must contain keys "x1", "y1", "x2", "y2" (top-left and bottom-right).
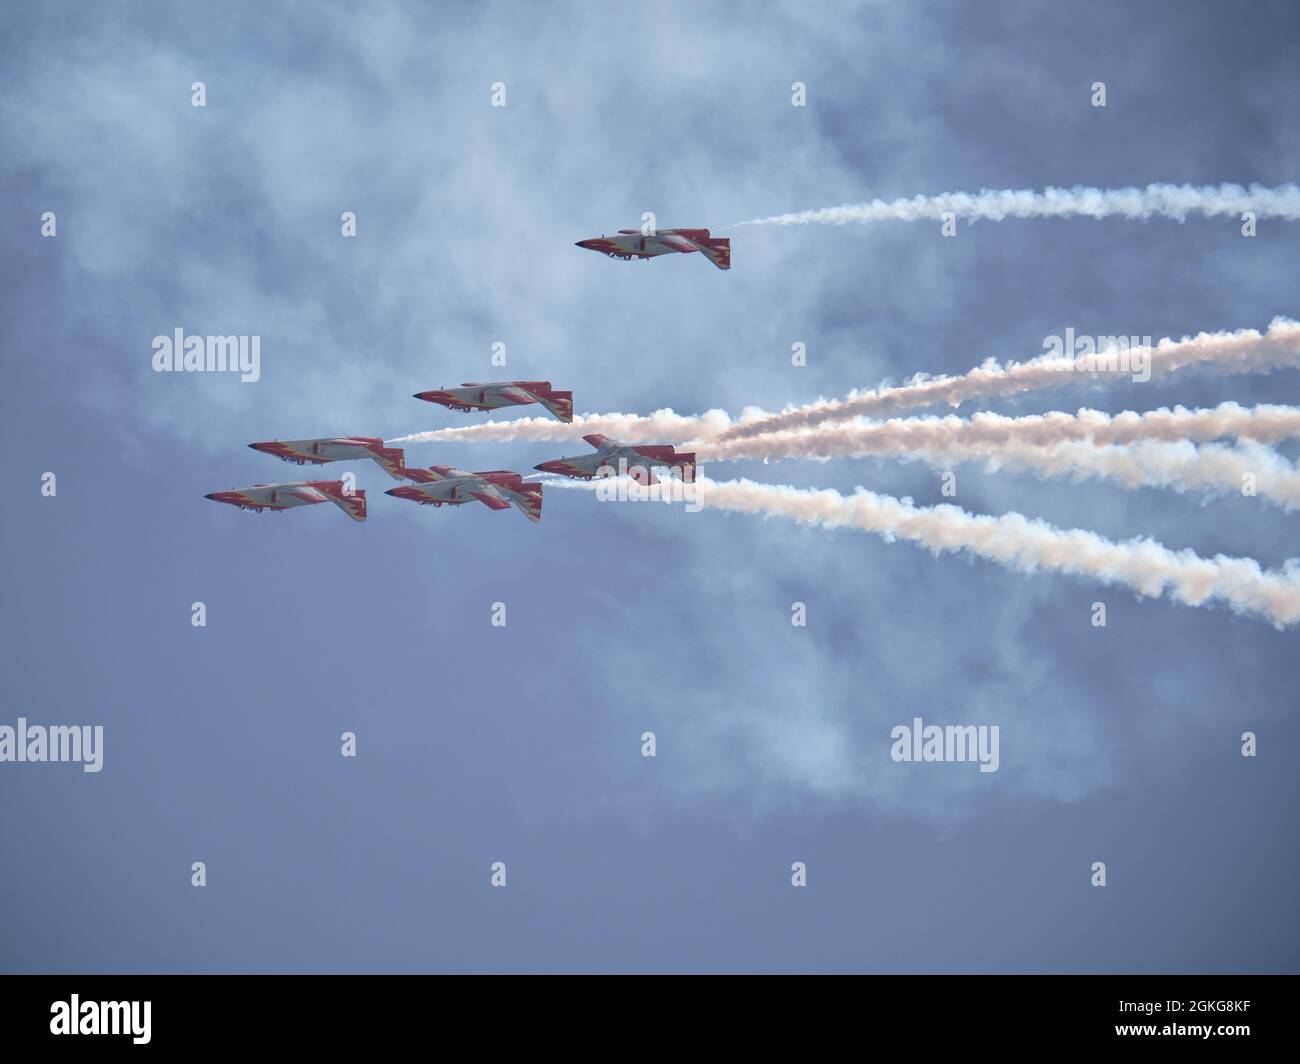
[
  {"x1": 208, "y1": 412, "x2": 695, "y2": 524},
  {"x1": 206, "y1": 227, "x2": 720, "y2": 525}
]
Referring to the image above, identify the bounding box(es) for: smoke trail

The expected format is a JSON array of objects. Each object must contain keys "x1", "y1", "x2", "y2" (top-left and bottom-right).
[
  {"x1": 386, "y1": 409, "x2": 733, "y2": 446},
  {"x1": 699, "y1": 402, "x2": 1300, "y2": 455},
  {"x1": 715, "y1": 318, "x2": 1300, "y2": 440},
  {"x1": 971, "y1": 439, "x2": 1300, "y2": 509},
  {"x1": 712, "y1": 434, "x2": 1300, "y2": 511},
  {"x1": 388, "y1": 321, "x2": 1300, "y2": 447},
  {"x1": 737, "y1": 183, "x2": 1300, "y2": 227},
  {"x1": 550, "y1": 477, "x2": 1300, "y2": 626},
  {"x1": 695, "y1": 407, "x2": 1300, "y2": 510}
]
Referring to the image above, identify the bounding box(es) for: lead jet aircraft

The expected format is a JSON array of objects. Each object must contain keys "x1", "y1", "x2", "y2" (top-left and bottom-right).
[
  {"x1": 204, "y1": 481, "x2": 367, "y2": 521},
  {"x1": 413, "y1": 381, "x2": 573, "y2": 423},
  {"x1": 534, "y1": 434, "x2": 697, "y2": 486},
  {"x1": 247, "y1": 436, "x2": 408, "y2": 480},
  {"x1": 385, "y1": 466, "x2": 543, "y2": 523},
  {"x1": 575, "y1": 228, "x2": 730, "y2": 271}
]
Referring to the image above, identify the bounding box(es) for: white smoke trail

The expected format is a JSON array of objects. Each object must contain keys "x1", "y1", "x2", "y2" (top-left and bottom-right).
[
  {"x1": 698, "y1": 402, "x2": 1300, "y2": 455},
  {"x1": 968, "y1": 439, "x2": 1300, "y2": 509},
  {"x1": 550, "y1": 477, "x2": 1300, "y2": 627},
  {"x1": 769, "y1": 437, "x2": 1300, "y2": 511},
  {"x1": 715, "y1": 318, "x2": 1300, "y2": 440},
  {"x1": 386, "y1": 409, "x2": 732, "y2": 446},
  {"x1": 695, "y1": 410, "x2": 1300, "y2": 511},
  {"x1": 387, "y1": 320, "x2": 1300, "y2": 447},
  {"x1": 737, "y1": 183, "x2": 1300, "y2": 227}
]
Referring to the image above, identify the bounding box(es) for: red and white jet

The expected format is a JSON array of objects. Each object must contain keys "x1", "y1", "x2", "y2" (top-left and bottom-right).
[
  {"x1": 204, "y1": 481, "x2": 368, "y2": 521},
  {"x1": 385, "y1": 466, "x2": 543, "y2": 523},
  {"x1": 413, "y1": 381, "x2": 573, "y2": 422},
  {"x1": 534, "y1": 434, "x2": 697, "y2": 486},
  {"x1": 575, "y1": 228, "x2": 730, "y2": 271},
  {"x1": 247, "y1": 436, "x2": 408, "y2": 480}
]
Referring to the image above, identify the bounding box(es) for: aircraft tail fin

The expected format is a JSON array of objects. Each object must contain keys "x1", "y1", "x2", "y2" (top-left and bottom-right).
[
  {"x1": 700, "y1": 238, "x2": 729, "y2": 270},
  {"x1": 502, "y1": 482, "x2": 544, "y2": 522},
  {"x1": 369, "y1": 446, "x2": 408, "y2": 480},
  {"x1": 536, "y1": 389, "x2": 573, "y2": 422},
  {"x1": 310, "y1": 481, "x2": 368, "y2": 521}
]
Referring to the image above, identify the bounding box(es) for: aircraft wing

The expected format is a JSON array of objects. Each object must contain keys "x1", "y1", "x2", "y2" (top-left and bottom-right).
[
  {"x1": 654, "y1": 233, "x2": 696, "y2": 254},
  {"x1": 490, "y1": 384, "x2": 535, "y2": 404},
  {"x1": 400, "y1": 464, "x2": 470, "y2": 484},
  {"x1": 469, "y1": 487, "x2": 512, "y2": 511},
  {"x1": 635, "y1": 445, "x2": 696, "y2": 481},
  {"x1": 582, "y1": 433, "x2": 616, "y2": 454},
  {"x1": 450, "y1": 473, "x2": 512, "y2": 510},
  {"x1": 402, "y1": 472, "x2": 510, "y2": 510},
  {"x1": 484, "y1": 383, "x2": 572, "y2": 421},
  {"x1": 610, "y1": 452, "x2": 662, "y2": 486},
  {"x1": 609, "y1": 444, "x2": 698, "y2": 485}
]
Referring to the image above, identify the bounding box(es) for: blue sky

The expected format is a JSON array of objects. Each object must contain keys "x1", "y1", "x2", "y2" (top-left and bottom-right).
[{"x1": 3, "y1": 0, "x2": 1299, "y2": 972}]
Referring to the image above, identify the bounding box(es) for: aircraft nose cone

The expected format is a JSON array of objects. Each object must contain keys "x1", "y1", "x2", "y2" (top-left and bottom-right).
[{"x1": 204, "y1": 492, "x2": 216, "y2": 500}]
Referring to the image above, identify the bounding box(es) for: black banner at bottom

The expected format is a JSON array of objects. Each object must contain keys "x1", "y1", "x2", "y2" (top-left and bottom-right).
[{"x1": 0, "y1": 974, "x2": 1288, "y2": 1051}]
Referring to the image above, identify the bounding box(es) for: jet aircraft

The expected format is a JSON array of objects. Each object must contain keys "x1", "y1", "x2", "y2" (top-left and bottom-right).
[
  {"x1": 204, "y1": 481, "x2": 368, "y2": 521},
  {"x1": 534, "y1": 434, "x2": 697, "y2": 486},
  {"x1": 385, "y1": 466, "x2": 543, "y2": 522},
  {"x1": 413, "y1": 381, "x2": 573, "y2": 422},
  {"x1": 575, "y1": 228, "x2": 730, "y2": 270},
  {"x1": 247, "y1": 436, "x2": 408, "y2": 480}
]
